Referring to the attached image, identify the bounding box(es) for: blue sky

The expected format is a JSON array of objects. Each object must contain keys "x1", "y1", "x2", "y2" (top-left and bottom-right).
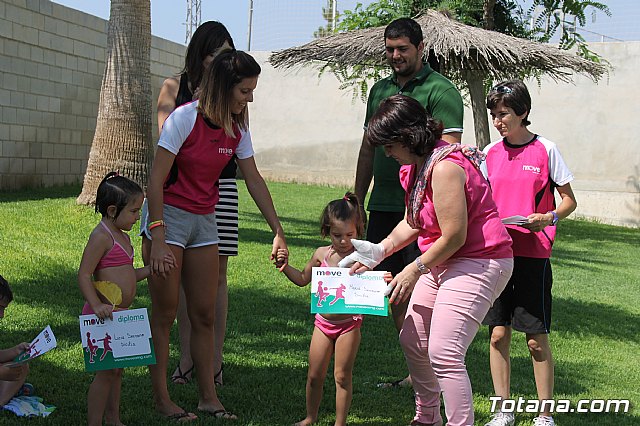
[
  {"x1": 50, "y1": 0, "x2": 377, "y2": 50},
  {"x1": 51, "y1": 0, "x2": 638, "y2": 50}
]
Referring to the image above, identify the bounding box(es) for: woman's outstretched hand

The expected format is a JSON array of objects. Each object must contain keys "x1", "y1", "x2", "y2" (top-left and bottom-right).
[
  {"x1": 337, "y1": 239, "x2": 385, "y2": 273},
  {"x1": 386, "y1": 263, "x2": 421, "y2": 305}
]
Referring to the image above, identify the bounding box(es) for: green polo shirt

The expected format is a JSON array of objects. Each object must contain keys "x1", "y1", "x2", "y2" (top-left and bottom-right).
[{"x1": 364, "y1": 63, "x2": 464, "y2": 212}]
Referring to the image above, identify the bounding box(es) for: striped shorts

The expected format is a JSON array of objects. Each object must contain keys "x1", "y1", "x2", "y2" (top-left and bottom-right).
[{"x1": 216, "y1": 178, "x2": 239, "y2": 256}]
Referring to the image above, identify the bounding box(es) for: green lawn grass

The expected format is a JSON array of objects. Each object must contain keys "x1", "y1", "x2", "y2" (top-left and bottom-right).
[{"x1": 0, "y1": 182, "x2": 637, "y2": 425}]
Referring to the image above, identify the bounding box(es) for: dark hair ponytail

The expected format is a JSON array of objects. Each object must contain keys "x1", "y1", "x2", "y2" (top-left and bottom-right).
[
  {"x1": 95, "y1": 172, "x2": 143, "y2": 219},
  {"x1": 320, "y1": 192, "x2": 365, "y2": 238}
]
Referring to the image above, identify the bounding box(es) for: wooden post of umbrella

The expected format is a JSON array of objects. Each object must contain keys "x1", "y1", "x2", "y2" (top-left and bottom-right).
[{"x1": 462, "y1": 68, "x2": 491, "y2": 150}]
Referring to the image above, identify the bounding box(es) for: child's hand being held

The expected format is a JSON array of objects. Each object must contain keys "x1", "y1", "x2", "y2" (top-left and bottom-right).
[
  {"x1": 163, "y1": 253, "x2": 177, "y2": 269},
  {"x1": 275, "y1": 249, "x2": 288, "y2": 271}
]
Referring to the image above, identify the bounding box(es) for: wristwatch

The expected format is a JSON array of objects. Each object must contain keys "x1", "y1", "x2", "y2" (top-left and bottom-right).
[
  {"x1": 548, "y1": 211, "x2": 559, "y2": 226},
  {"x1": 415, "y1": 256, "x2": 430, "y2": 274}
]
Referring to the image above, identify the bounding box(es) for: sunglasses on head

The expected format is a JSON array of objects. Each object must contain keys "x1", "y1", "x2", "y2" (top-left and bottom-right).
[{"x1": 491, "y1": 85, "x2": 513, "y2": 94}]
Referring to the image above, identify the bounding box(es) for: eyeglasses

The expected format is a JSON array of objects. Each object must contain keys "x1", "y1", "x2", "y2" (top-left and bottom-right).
[{"x1": 490, "y1": 85, "x2": 513, "y2": 94}]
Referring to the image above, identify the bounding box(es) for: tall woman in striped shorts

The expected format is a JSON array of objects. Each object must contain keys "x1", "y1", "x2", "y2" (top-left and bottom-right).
[{"x1": 155, "y1": 21, "x2": 237, "y2": 388}]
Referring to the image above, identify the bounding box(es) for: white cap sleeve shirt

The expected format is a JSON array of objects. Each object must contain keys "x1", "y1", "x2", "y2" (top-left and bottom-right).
[{"x1": 158, "y1": 101, "x2": 255, "y2": 214}]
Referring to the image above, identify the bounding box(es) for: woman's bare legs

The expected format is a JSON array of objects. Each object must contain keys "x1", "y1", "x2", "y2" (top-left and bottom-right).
[
  {"x1": 488, "y1": 325, "x2": 512, "y2": 410},
  {"x1": 171, "y1": 255, "x2": 229, "y2": 385},
  {"x1": 180, "y1": 245, "x2": 234, "y2": 417},
  {"x1": 171, "y1": 287, "x2": 193, "y2": 384},
  {"x1": 145, "y1": 240, "x2": 193, "y2": 418},
  {"x1": 528, "y1": 333, "x2": 554, "y2": 418},
  {"x1": 214, "y1": 255, "x2": 229, "y2": 384}
]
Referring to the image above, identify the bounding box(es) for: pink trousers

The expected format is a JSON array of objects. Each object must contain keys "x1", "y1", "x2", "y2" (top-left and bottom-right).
[{"x1": 399, "y1": 257, "x2": 513, "y2": 426}]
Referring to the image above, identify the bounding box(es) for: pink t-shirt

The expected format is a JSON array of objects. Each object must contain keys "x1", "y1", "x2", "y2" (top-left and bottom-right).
[
  {"x1": 158, "y1": 101, "x2": 254, "y2": 214},
  {"x1": 400, "y1": 141, "x2": 512, "y2": 260},
  {"x1": 481, "y1": 135, "x2": 573, "y2": 258}
]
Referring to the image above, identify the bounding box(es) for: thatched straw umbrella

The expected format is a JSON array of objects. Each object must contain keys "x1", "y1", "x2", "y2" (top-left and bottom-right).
[{"x1": 270, "y1": 9, "x2": 608, "y2": 148}]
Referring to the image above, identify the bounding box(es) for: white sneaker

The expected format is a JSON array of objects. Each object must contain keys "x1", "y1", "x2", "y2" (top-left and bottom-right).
[
  {"x1": 533, "y1": 416, "x2": 555, "y2": 426},
  {"x1": 485, "y1": 412, "x2": 515, "y2": 426}
]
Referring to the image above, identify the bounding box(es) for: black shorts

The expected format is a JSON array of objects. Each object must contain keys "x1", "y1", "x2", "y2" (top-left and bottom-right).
[
  {"x1": 366, "y1": 211, "x2": 421, "y2": 276},
  {"x1": 483, "y1": 257, "x2": 553, "y2": 334}
]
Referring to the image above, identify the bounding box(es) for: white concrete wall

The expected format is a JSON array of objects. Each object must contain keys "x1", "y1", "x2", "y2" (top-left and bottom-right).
[
  {"x1": 462, "y1": 42, "x2": 640, "y2": 227},
  {"x1": 249, "y1": 46, "x2": 640, "y2": 227},
  {"x1": 248, "y1": 51, "x2": 366, "y2": 186}
]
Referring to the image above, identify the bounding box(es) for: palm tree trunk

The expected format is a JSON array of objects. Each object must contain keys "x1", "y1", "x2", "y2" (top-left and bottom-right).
[
  {"x1": 77, "y1": 0, "x2": 152, "y2": 205},
  {"x1": 462, "y1": 69, "x2": 491, "y2": 150}
]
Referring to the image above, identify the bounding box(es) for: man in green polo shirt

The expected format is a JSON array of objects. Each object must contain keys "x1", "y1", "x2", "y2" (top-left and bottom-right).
[{"x1": 353, "y1": 17, "x2": 464, "y2": 388}]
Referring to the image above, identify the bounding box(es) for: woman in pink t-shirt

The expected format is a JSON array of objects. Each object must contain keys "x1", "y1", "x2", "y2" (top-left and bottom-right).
[
  {"x1": 482, "y1": 80, "x2": 577, "y2": 426},
  {"x1": 340, "y1": 95, "x2": 513, "y2": 426}
]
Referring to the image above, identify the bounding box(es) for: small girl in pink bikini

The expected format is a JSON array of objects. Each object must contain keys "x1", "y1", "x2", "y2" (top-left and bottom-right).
[
  {"x1": 78, "y1": 172, "x2": 170, "y2": 426},
  {"x1": 278, "y1": 193, "x2": 389, "y2": 426}
]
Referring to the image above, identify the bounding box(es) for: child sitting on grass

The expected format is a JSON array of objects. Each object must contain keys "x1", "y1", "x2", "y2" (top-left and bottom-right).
[{"x1": 0, "y1": 275, "x2": 31, "y2": 406}]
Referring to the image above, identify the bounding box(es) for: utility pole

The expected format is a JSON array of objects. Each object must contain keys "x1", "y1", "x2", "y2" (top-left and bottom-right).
[
  {"x1": 185, "y1": 0, "x2": 202, "y2": 44},
  {"x1": 331, "y1": 0, "x2": 337, "y2": 32},
  {"x1": 247, "y1": 0, "x2": 254, "y2": 50}
]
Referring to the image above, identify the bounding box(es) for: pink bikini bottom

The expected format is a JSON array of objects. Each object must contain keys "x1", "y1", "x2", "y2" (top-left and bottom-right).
[{"x1": 314, "y1": 314, "x2": 362, "y2": 341}]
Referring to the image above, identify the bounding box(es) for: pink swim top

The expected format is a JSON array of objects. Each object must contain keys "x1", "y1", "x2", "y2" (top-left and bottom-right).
[
  {"x1": 320, "y1": 246, "x2": 334, "y2": 267},
  {"x1": 95, "y1": 222, "x2": 134, "y2": 271}
]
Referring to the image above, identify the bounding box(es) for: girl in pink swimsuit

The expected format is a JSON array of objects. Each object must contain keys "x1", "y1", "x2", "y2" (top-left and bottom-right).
[
  {"x1": 78, "y1": 172, "x2": 160, "y2": 426},
  {"x1": 278, "y1": 193, "x2": 390, "y2": 426}
]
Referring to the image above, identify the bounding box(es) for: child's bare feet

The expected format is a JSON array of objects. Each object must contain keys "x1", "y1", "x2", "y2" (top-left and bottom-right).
[{"x1": 294, "y1": 417, "x2": 315, "y2": 426}]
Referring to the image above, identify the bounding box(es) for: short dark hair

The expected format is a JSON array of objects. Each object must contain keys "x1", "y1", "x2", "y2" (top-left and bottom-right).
[
  {"x1": 366, "y1": 95, "x2": 443, "y2": 156},
  {"x1": 486, "y1": 79, "x2": 532, "y2": 126},
  {"x1": 384, "y1": 18, "x2": 423, "y2": 48},
  {"x1": 95, "y1": 172, "x2": 144, "y2": 219},
  {"x1": 183, "y1": 21, "x2": 235, "y2": 91},
  {"x1": 320, "y1": 192, "x2": 365, "y2": 239},
  {"x1": 0, "y1": 275, "x2": 13, "y2": 304}
]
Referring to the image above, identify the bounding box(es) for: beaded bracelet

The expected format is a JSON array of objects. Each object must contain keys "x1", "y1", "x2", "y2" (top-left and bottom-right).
[{"x1": 148, "y1": 220, "x2": 166, "y2": 231}]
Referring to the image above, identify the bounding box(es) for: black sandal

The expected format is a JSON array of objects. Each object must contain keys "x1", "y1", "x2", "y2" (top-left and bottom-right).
[
  {"x1": 170, "y1": 364, "x2": 194, "y2": 385},
  {"x1": 164, "y1": 410, "x2": 197, "y2": 422},
  {"x1": 211, "y1": 409, "x2": 237, "y2": 420},
  {"x1": 214, "y1": 363, "x2": 224, "y2": 386}
]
